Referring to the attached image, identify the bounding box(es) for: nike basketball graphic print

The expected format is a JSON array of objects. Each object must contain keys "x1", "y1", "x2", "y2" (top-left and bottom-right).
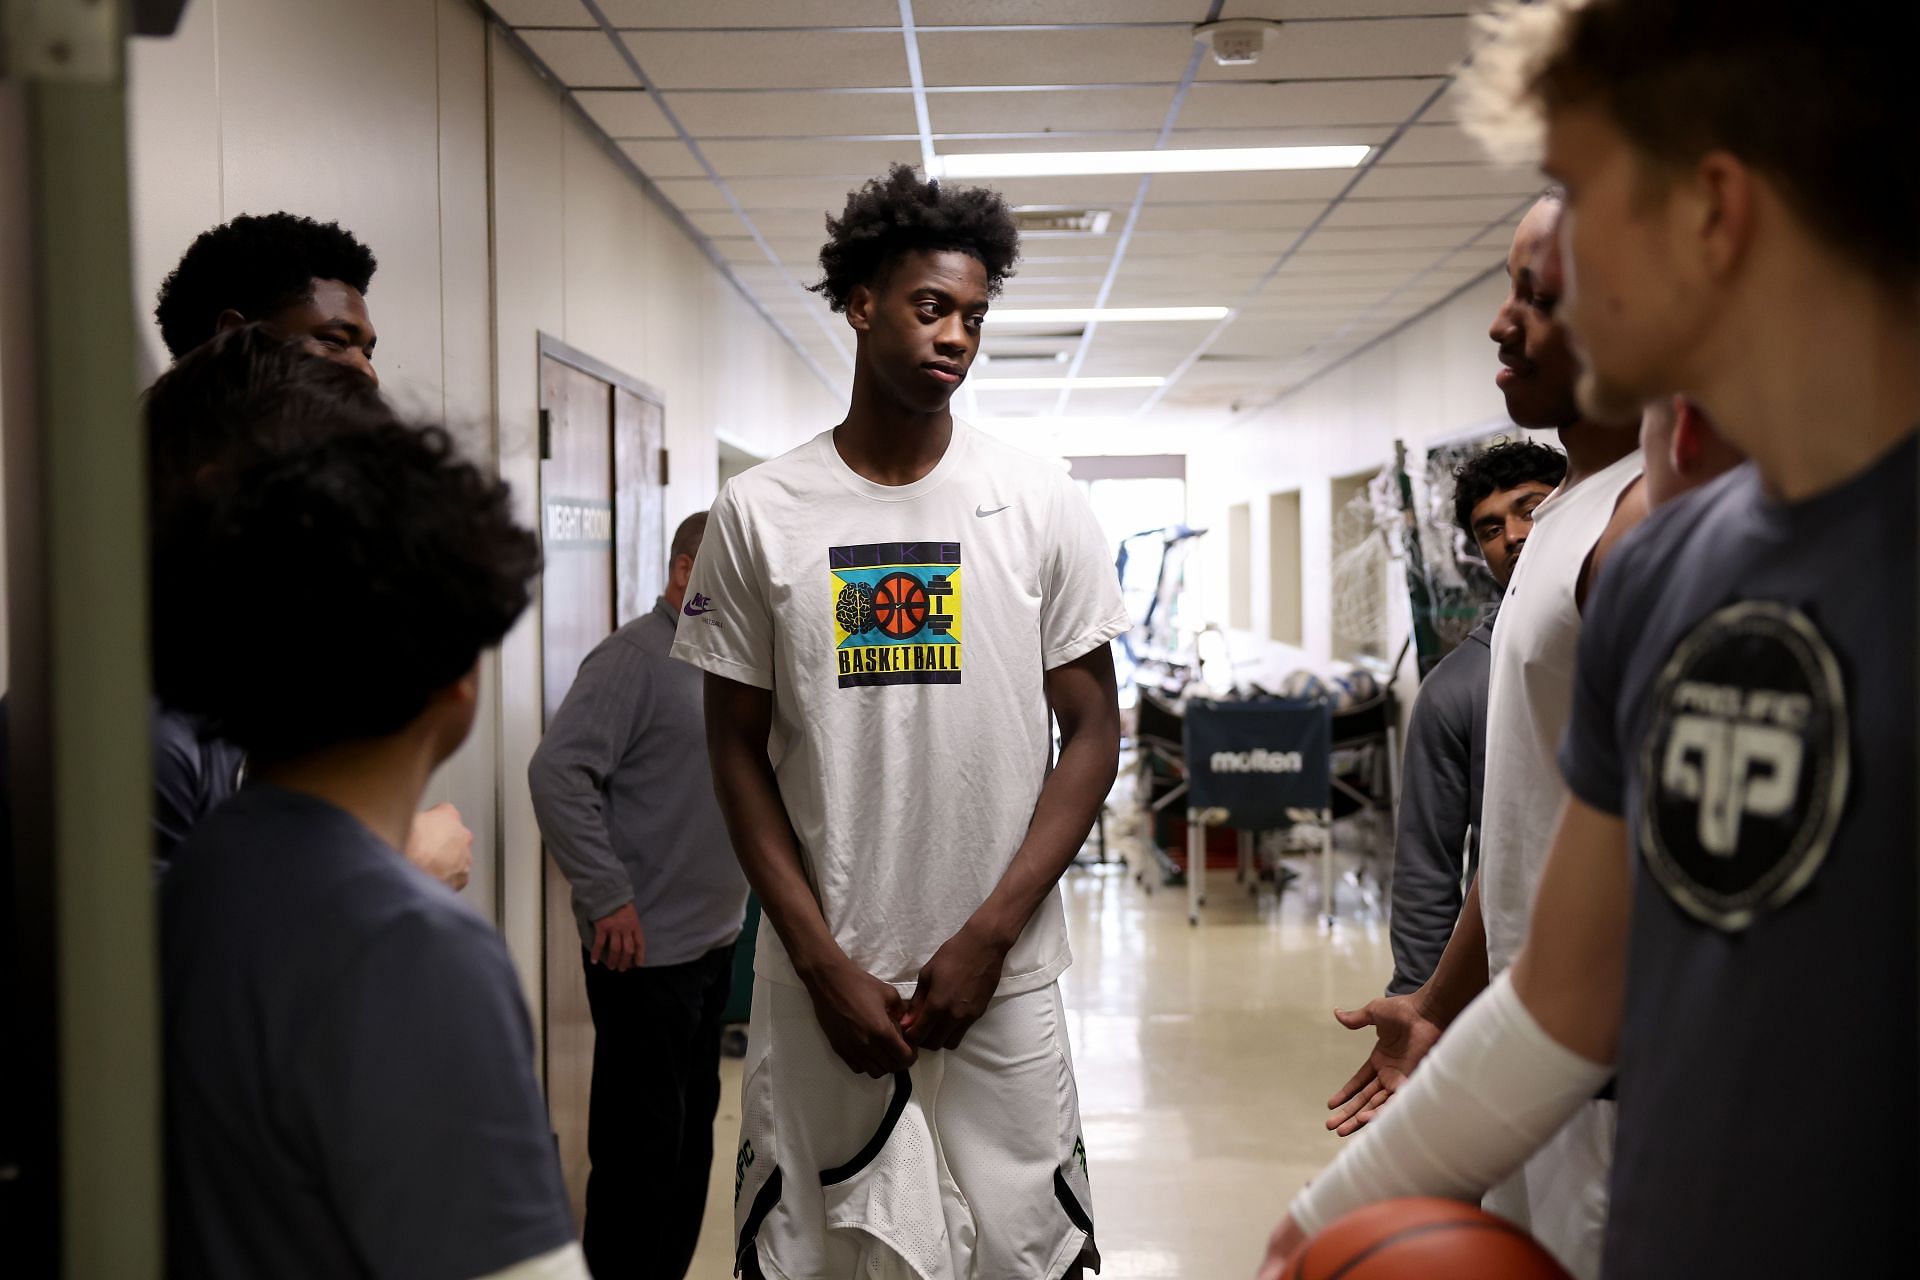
[
  {"x1": 1638, "y1": 600, "x2": 1849, "y2": 931},
  {"x1": 831, "y1": 541, "x2": 963, "y2": 688}
]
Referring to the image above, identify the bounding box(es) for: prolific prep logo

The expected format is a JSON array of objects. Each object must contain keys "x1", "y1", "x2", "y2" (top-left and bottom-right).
[
  {"x1": 1209, "y1": 749, "x2": 1304, "y2": 774},
  {"x1": 830, "y1": 541, "x2": 962, "y2": 688},
  {"x1": 1639, "y1": 601, "x2": 1849, "y2": 932}
]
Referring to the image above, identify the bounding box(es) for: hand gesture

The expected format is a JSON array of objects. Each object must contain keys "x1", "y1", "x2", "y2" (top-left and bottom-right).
[
  {"x1": 405, "y1": 802, "x2": 473, "y2": 891},
  {"x1": 900, "y1": 924, "x2": 1008, "y2": 1052},
  {"x1": 1324, "y1": 993, "x2": 1443, "y2": 1136},
  {"x1": 590, "y1": 902, "x2": 646, "y2": 972},
  {"x1": 805, "y1": 960, "x2": 918, "y2": 1079}
]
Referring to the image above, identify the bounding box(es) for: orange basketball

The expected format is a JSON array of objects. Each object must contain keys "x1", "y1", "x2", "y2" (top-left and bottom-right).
[{"x1": 1286, "y1": 1198, "x2": 1572, "y2": 1280}]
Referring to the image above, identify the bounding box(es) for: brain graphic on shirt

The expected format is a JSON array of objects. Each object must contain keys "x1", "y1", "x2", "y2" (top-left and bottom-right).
[{"x1": 836, "y1": 581, "x2": 876, "y2": 635}]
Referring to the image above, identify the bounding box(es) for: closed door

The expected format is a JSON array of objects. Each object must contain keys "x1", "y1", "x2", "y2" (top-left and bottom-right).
[{"x1": 536, "y1": 353, "x2": 665, "y2": 1221}]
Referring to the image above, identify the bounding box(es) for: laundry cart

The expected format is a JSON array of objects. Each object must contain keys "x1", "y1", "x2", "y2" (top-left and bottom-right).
[{"x1": 1180, "y1": 697, "x2": 1333, "y2": 926}]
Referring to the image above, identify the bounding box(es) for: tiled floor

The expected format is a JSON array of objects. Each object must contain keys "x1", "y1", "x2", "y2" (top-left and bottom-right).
[{"x1": 687, "y1": 829, "x2": 1393, "y2": 1278}]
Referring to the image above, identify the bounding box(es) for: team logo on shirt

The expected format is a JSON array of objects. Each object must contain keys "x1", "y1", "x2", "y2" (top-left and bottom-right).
[
  {"x1": 831, "y1": 541, "x2": 963, "y2": 688},
  {"x1": 1638, "y1": 601, "x2": 1849, "y2": 931}
]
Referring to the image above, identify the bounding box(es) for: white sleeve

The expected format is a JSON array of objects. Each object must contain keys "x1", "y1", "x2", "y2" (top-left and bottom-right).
[
  {"x1": 470, "y1": 1242, "x2": 591, "y2": 1280},
  {"x1": 670, "y1": 480, "x2": 776, "y2": 689},
  {"x1": 1289, "y1": 971, "x2": 1613, "y2": 1234},
  {"x1": 1040, "y1": 473, "x2": 1129, "y2": 670}
]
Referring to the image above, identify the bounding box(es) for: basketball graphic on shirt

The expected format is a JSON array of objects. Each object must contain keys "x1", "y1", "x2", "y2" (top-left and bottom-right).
[
  {"x1": 836, "y1": 581, "x2": 876, "y2": 636},
  {"x1": 829, "y1": 541, "x2": 962, "y2": 688},
  {"x1": 1637, "y1": 600, "x2": 1849, "y2": 932},
  {"x1": 872, "y1": 572, "x2": 931, "y2": 640}
]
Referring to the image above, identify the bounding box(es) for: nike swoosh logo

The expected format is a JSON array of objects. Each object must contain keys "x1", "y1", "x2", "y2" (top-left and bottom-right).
[{"x1": 976, "y1": 504, "x2": 1011, "y2": 517}]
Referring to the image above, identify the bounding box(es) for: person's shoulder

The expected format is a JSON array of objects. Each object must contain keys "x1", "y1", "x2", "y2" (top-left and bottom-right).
[
  {"x1": 1608, "y1": 463, "x2": 1755, "y2": 591},
  {"x1": 966, "y1": 425, "x2": 1075, "y2": 493},
  {"x1": 1416, "y1": 635, "x2": 1490, "y2": 722},
  {"x1": 723, "y1": 431, "x2": 833, "y2": 503}
]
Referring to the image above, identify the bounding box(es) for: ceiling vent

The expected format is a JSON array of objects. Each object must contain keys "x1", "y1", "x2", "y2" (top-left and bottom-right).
[
  {"x1": 1012, "y1": 207, "x2": 1113, "y2": 236},
  {"x1": 1195, "y1": 18, "x2": 1284, "y2": 67}
]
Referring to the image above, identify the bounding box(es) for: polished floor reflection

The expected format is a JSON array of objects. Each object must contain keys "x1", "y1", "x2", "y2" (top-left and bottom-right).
[{"x1": 689, "y1": 837, "x2": 1393, "y2": 1277}]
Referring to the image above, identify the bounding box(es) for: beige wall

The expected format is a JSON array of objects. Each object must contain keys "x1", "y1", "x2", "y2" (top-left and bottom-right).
[
  {"x1": 1189, "y1": 274, "x2": 1524, "y2": 701},
  {"x1": 127, "y1": 0, "x2": 840, "y2": 1030}
]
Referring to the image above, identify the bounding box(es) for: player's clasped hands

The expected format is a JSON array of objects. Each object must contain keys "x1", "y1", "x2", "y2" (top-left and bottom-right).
[
  {"x1": 805, "y1": 958, "x2": 919, "y2": 1078},
  {"x1": 900, "y1": 922, "x2": 1009, "y2": 1052},
  {"x1": 1325, "y1": 992, "x2": 1444, "y2": 1137}
]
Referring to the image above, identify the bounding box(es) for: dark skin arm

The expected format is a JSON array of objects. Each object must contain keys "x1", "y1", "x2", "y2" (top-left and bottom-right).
[
  {"x1": 704, "y1": 673, "x2": 917, "y2": 1079},
  {"x1": 899, "y1": 645, "x2": 1121, "y2": 1051}
]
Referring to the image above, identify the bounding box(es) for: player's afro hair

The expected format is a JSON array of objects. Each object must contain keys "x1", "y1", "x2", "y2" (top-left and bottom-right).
[
  {"x1": 154, "y1": 212, "x2": 377, "y2": 359},
  {"x1": 1452, "y1": 439, "x2": 1568, "y2": 538},
  {"x1": 810, "y1": 164, "x2": 1020, "y2": 313}
]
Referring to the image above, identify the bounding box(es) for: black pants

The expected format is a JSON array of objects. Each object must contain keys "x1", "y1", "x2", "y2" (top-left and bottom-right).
[{"x1": 580, "y1": 941, "x2": 737, "y2": 1280}]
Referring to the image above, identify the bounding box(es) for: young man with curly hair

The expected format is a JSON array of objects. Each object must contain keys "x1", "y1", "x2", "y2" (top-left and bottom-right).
[
  {"x1": 140, "y1": 217, "x2": 472, "y2": 887},
  {"x1": 153, "y1": 336, "x2": 583, "y2": 1278},
  {"x1": 153, "y1": 210, "x2": 380, "y2": 379},
  {"x1": 1384, "y1": 439, "x2": 1565, "y2": 998},
  {"x1": 673, "y1": 164, "x2": 1125, "y2": 1280}
]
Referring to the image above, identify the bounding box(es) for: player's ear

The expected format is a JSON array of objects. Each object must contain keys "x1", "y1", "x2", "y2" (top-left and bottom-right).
[{"x1": 846, "y1": 283, "x2": 876, "y2": 334}]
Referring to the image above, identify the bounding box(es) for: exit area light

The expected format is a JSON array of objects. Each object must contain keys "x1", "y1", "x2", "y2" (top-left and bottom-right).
[
  {"x1": 927, "y1": 145, "x2": 1368, "y2": 179},
  {"x1": 987, "y1": 307, "x2": 1230, "y2": 324}
]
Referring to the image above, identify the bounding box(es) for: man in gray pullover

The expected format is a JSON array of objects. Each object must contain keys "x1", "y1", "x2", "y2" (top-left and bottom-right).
[
  {"x1": 1384, "y1": 442, "x2": 1566, "y2": 995},
  {"x1": 529, "y1": 511, "x2": 749, "y2": 1280}
]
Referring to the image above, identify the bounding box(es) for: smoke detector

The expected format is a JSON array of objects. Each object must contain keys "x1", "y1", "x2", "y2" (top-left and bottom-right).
[{"x1": 1194, "y1": 18, "x2": 1283, "y2": 67}]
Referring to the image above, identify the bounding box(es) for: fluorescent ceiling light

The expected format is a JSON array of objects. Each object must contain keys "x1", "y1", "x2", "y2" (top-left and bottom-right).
[
  {"x1": 987, "y1": 307, "x2": 1230, "y2": 324},
  {"x1": 970, "y1": 376, "x2": 1165, "y2": 391},
  {"x1": 928, "y1": 145, "x2": 1368, "y2": 179}
]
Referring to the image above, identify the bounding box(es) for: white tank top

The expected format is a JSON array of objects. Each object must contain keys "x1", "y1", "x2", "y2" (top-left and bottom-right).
[{"x1": 1480, "y1": 449, "x2": 1644, "y2": 976}]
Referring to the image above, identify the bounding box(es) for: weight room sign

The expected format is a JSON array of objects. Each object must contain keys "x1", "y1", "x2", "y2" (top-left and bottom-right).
[{"x1": 544, "y1": 497, "x2": 614, "y2": 550}]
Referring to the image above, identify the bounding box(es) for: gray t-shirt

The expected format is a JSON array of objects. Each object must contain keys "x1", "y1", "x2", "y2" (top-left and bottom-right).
[
  {"x1": 529, "y1": 596, "x2": 748, "y2": 964},
  {"x1": 1561, "y1": 434, "x2": 1917, "y2": 1277},
  {"x1": 163, "y1": 785, "x2": 574, "y2": 1279},
  {"x1": 1388, "y1": 612, "x2": 1492, "y2": 995}
]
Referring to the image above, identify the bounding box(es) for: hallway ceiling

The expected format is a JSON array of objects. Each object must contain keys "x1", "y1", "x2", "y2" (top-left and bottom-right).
[{"x1": 481, "y1": 1, "x2": 1535, "y2": 430}]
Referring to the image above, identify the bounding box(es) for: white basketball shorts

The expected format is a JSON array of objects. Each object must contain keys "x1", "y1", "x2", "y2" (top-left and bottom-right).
[{"x1": 731, "y1": 977, "x2": 1099, "y2": 1280}]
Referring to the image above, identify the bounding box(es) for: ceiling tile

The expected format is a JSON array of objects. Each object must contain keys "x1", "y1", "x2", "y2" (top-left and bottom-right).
[
  {"x1": 519, "y1": 29, "x2": 640, "y2": 86},
  {"x1": 1377, "y1": 122, "x2": 1491, "y2": 166},
  {"x1": 1351, "y1": 163, "x2": 1539, "y2": 199},
  {"x1": 676, "y1": 138, "x2": 924, "y2": 177},
  {"x1": 1179, "y1": 78, "x2": 1441, "y2": 129},
  {"x1": 1301, "y1": 223, "x2": 1496, "y2": 252},
  {"x1": 653, "y1": 174, "x2": 889, "y2": 211},
  {"x1": 919, "y1": 28, "x2": 1195, "y2": 88},
  {"x1": 1325, "y1": 195, "x2": 1536, "y2": 227},
  {"x1": 937, "y1": 132, "x2": 1159, "y2": 155},
  {"x1": 929, "y1": 88, "x2": 1176, "y2": 134},
  {"x1": 664, "y1": 91, "x2": 916, "y2": 138},
  {"x1": 574, "y1": 89, "x2": 672, "y2": 136},
  {"x1": 489, "y1": 0, "x2": 591, "y2": 26},
  {"x1": 984, "y1": 175, "x2": 1152, "y2": 205},
  {"x1": 596, "y1": 0, "x2": 900, "y2": 25},
  {"x1": 918, "y1": 1, "x2": 1201, "y2": 22},
  {"x1": 1196, "y1": 17, "x2": 1471, "y2": 81},
  {"x1": 1243, "y1": 1, "x2": 1487, "y2": 16},
  {"x1": 615, "y1": 31, "x2": 909, "y2": 89},
  {"x1": 1133, "y1": 203, "x2": 1324, "y2": 232},
  {"x1": 1138, "y1": 168, "x2": 1352, "y2": 204}
]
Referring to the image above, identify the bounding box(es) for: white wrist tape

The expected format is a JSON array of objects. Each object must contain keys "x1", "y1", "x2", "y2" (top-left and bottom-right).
[{"x1": 1290, "y1": 970, "x2": 1611, "y2": 1235}]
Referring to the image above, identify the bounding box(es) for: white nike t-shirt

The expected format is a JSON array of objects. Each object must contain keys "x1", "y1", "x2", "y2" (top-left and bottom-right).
[{"x1": 671, "y1": 421, "x2": 1129, "y2": 994}]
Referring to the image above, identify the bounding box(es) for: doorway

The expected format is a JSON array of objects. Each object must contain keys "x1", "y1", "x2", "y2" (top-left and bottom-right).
[{"x1": 535, "y1": 336, "x2": 666, "y2": 1219}]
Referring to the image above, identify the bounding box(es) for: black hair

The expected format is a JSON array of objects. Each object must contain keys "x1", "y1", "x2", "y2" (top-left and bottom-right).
[
  {"x1": 152, "y1": 402, "x2": 539, "y2": 763},
  {"x1": 810, "y1": 164, "x2": 1020, "y2": 312},
  {"x1": 144, "y1": 324, "x2": 388, "y2": 524},
  {"x1": 670, "y1": 511, "x2": 708, "y2": 568},
  {"x1": 1452, "y1": 439, "x2": 1568, "y2": 538},
  {"x1": 154, "y1": 212, "x2": 377, "y2": 358}
]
